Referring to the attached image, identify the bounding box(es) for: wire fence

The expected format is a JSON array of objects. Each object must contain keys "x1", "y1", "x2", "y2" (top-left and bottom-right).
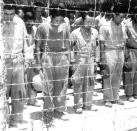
[{"x1": 1, "y1": 0, "x2": 137, "y2": 131}]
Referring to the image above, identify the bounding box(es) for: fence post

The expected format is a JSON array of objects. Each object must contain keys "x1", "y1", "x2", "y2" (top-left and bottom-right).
[{"x1": 0, "y1": 0, "x2": 8, "y2": 130}]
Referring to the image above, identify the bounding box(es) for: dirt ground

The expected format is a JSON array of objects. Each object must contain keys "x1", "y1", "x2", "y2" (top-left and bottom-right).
[{"x1": 7, "y1": 82, "x2": 137, "y2": 131}]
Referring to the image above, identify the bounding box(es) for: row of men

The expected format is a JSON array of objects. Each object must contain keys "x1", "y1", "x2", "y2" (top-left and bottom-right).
[{"x1": 2, "y1": 1, "x2": 137, "y2": 127}]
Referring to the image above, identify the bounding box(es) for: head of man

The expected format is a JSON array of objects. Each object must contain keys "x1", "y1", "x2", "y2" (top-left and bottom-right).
[
  {"x1": 50, "y1": 8, "x2": 65, "y2": 27},
  {"x1": 112, "y1": 5, "x2": 125, "y2": 25},
  {"x1": 17, "y1": 9, "x2": 24, "y2": 19},
  {"x1": 69, "y1": 12, "x2": 75, "y2": 25},
  {"x1": 112, "y1": 13, "x2": 125, "y2": 25},
  {"x1": 25, "y1": 11, "x2": 34, "y2": 34},
  {"x1": 81, "y1": 11, "x2": 95, "y2": 30},
  {"x1": 34, "y1": 2, "x2": 45, "y2": 19},
  {"x1": 4, "y1": 5, "x2": 15, "y2": 22}
]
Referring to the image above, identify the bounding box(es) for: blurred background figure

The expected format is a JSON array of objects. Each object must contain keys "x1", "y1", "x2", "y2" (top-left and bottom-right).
[
  {"x1": 33, "y1": 2, "x2": 47, "y2": 24},
  {"x1": 16, "y1": 8, "x2": 24, "y2": 20},
  {"x1": 123, "y1": 6, "x2": 137, "y2": 102},
  {"x1": 24, "y1": 10, "x2": 41, "y2": 107}
]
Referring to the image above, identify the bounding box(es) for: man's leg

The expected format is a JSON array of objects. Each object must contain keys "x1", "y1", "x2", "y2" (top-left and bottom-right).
[
  {"x1": 5, "y1": 59, "x2": 14, "y2": 126},
  {"x1": 42, "y1": 54, "x2": 54, "y2": 123},
  {"x1": 112, "y1": 50, "x2": 124, "y2": 104},
  {"x1": 27, "y1": 66, "x2": 37, "y2": 106},
  {"x1": 73, "y1": 80, "x2": 83, "y2": 111},
  {"x1": 72, "y1": 59, "x2": 86, "y2": 113},
  {"x1": 103, "y1": 78, "x2": 113, "y2": 102},
  {"x1": 103, "y1": 50, "x2": 115, "y2": 107},
  {"x1": 53, "y1": 54, "x2": 70, "y2": 118},
  {"x1": 83, "y1": 58, "x2": 95, "y2": 110},
  {"x1": 133, "y1": 69, "x2": 137, "y2": 98},
  {"x1": 10, "y1": 63, "x2": 26, "y2": 126},
  {"x1": 124, "y1": 71, "x2": 133, "y2": 99},
  {"x1": 132, "y1": 51, "x2": 137, "y2": 99}
]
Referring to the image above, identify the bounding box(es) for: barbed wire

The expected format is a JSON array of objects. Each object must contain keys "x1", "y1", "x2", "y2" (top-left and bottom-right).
[
  {"x1": 2, "y1": 2, "x2": 137, "y2": 16},
  {"x1": 1, "y1": 0, "x2": 137, "y2": 130}
]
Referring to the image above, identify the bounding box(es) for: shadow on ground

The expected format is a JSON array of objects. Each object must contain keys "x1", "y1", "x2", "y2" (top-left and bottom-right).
[{"x1": 30, "y1": 111, "x2": 43, "y2": 120}]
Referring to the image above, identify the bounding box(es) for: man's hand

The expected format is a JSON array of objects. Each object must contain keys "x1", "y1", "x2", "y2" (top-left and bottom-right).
[
  {"x1": 99, "y1": 55, "x2": 107, "y2": 70},
  {"x1": 33, "y1": 63, "x2": 41, "y2": 74},
  {"x1": 24, "y1": 62, "x2": 29, "y2": 69}
]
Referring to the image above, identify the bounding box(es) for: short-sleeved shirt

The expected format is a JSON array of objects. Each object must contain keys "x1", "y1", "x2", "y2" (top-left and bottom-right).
[
  {"x1": 126, "y1": 20, "x2": 137, "y2": 41},
  {"x1": 3, "y1": 15, "x2": 29, "y2": 60},
  {"x1": 36, "y1": 22, "x2": 70, "y2": 52},
  {"x1": 99, "y1": 20, "x2": 127, "y2": 48},
  {"x1": 70, "y1": 27, "x2": 98, "y2": 55},
  {"x1": 95, "y1": 15, "x2": 107, "y2": 29}
]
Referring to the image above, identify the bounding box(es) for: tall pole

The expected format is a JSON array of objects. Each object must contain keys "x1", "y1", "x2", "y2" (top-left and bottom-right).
[
  {"x1": 47, "y1": 0, "x2": 50, "y2": 16},
  {"x1": 0, "y1": 0, "x2": 8, "y2": 130}
]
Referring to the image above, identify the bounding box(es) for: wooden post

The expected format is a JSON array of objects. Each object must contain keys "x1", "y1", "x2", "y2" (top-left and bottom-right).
[
  {"x1": 0, "y1": 0, "x2": 8, "y2": 130},
  {"x1": 47, "y1": 0, "x2": 50, "y2": 17}
]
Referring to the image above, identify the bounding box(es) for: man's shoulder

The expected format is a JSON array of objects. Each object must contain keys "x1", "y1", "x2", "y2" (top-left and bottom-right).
[
  {"x1": 37, "y1": 23, "x2": 50, "y2": 32},
  {"x1": 74, "y1": 17, "x2": 82, "y2": 25},
  {"x1": 41, "y1": 16, "x2": 47, "y2": 23},
  {"x1": 91, "y1": 27, "x2": 98, "y2": 34},
  {"x1": 100, "y1": 21, "x2": 110, "y2": 31},
  {"x1": 13, "y1": 15, "x2": 24, "y2": 24},
  {"x1": 71, "y1": 27, "x2": 80, "y2": 34}
]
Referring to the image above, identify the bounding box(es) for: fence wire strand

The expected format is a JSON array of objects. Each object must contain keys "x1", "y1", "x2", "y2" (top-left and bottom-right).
[{"x1": 1, "y1": 0, "x2": 137, "y2": 131}]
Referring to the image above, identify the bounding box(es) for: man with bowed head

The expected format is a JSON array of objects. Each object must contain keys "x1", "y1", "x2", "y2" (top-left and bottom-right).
[{"x1": 35, "y1": 7, "x2": 70, "y2": 123}]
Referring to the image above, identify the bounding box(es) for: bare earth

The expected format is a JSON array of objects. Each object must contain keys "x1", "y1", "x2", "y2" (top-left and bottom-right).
[{"x1": 7, "y1": 82, "x2": 137, "y2": 131}]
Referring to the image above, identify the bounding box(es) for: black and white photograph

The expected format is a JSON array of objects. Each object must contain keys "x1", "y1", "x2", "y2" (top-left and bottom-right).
[{"x1": 0, "y1": 0, "x2": 137, "y2": 131}]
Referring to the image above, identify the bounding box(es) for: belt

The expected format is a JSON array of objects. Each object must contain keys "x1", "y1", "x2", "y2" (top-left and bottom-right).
[
  {"x1": 4, "y1": 53, "x2": 23, "y2": 59},
  {"x1": 46, "y1": 47, "x2": 68, "y2": 52},
  {"x1": 105, "y1": 46, "x2": 124, "y2": 50},
  {"x1": 77, "y1": 52, "x2": 94, "y2": 58},
  {"x1": 46, "y1": 51, "x2": 70, "y2": 55}
]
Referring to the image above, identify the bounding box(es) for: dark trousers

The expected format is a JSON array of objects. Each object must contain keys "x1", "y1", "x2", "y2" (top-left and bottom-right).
[
  {"x1": 123, "y1": 49, "x2": 137, "y2": 97},
  {"x1": 42, "y1": 53, "x2": 69, "y2": 112},
  {"x1": 26, "y1": 63, "x2": 38, "y2": 105},
  {"x1": 5, "y1": 58, "x2": 26, "y2": 124}
]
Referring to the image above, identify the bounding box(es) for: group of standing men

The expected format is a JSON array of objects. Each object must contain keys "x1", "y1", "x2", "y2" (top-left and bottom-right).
[{"x1": 2, "y1": 0, "x2": 137, "y2": 128}]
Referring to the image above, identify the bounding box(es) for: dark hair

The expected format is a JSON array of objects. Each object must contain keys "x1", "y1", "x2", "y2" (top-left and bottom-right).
[
  {"x1": 105, "y1": 13, "x2": 113, "y2": 20},
  {"x1": 24, "y1": 11, "x2": 34, "y2": 21},
  {"x1": 80, "y1": 11, "x2": 94, "y2": 21},
  {"x1": 15, "y1": 7, "x2": 23, "y2": 15},
  {"x1": 50, "y1": 8, "x2": 66, "y2": 18},
  {"x1": 33, "y1": 2, "x2": 45, "y2": 13},
  {"x1": 50, "y1": 2, "x2": 67, "y2": 18},
  {"x1": 3, "y1": 0, "x2": 16, "y2": 10},
  {"x1": 33, "y1": 2, "x2": 45, "y2": 7},
  {"x1": 68, "y1": 12, "x2": 75, "y2": 19}
]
